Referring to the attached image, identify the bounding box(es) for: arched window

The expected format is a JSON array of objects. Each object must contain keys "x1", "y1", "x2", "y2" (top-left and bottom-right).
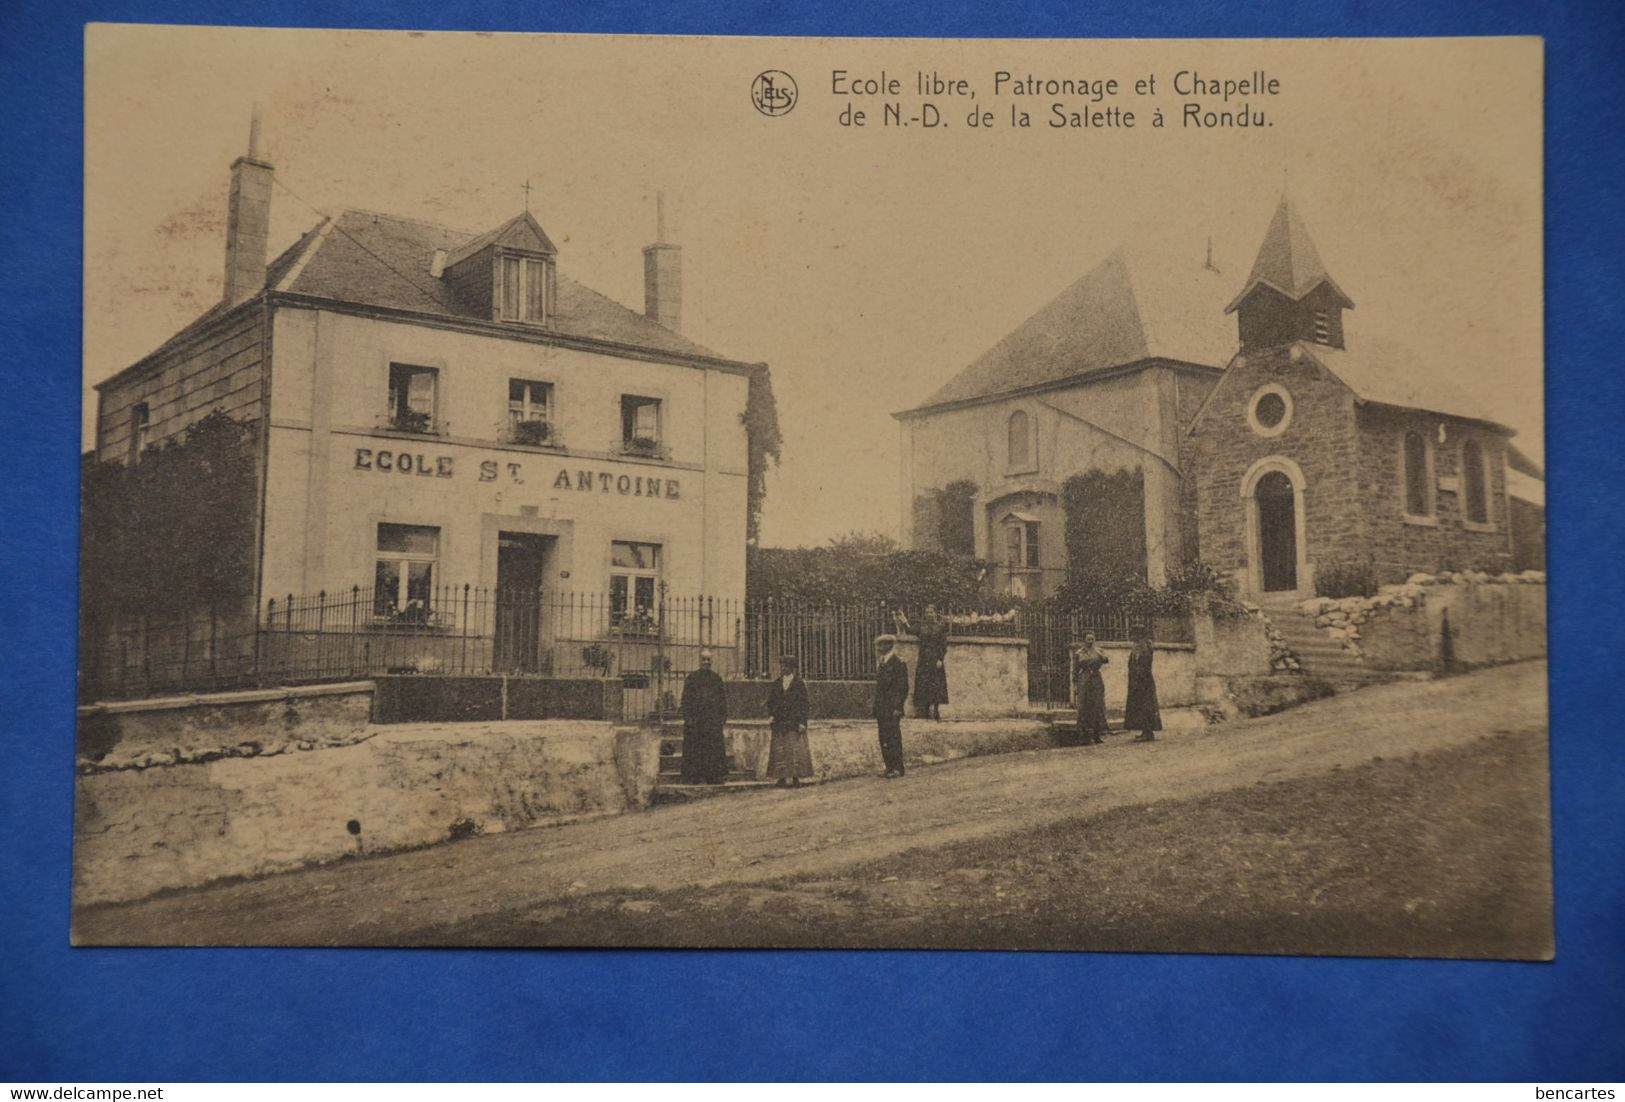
[
  {"x1": 1462, "y1": 439, "x2": 1489, "y2": 524},
  {"x1": 1403, "y1": 431, "x2": 1432, "y2": 518},
  {"x1": 1007, "y1": 410, "x2": 1031, "y2": 469}
]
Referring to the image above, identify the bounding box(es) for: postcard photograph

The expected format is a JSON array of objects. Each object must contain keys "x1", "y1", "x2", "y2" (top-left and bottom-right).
[{"x1": 73, "y1": 27, "x2": 1550, "y2": 956}]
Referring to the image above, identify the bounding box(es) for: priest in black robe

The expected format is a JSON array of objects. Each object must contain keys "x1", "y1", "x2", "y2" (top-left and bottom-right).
[{"x1": 680, "y1": 649, "x2": 730, "y2": 784}]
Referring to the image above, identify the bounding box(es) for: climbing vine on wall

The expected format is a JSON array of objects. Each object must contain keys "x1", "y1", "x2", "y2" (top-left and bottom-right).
[
  {"x1": 934, "y1": 479, "x2": 979, "y2": 557},
  {"x1": 1060, "y1": 467, "x2": 1147, "y2": 602}
]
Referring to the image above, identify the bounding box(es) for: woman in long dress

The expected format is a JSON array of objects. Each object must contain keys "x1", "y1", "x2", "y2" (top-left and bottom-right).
[
  {"x1": 765, "y1": 655, "x2": 814, "y2": 786},
  {"x1": 912, "y1": 605, "x2": 950, "y2": 720},
  {"x1": 1074, "y1": 633, "x2": 1110, "y2": 745},
  {"x1": 1125, "y1": 632, "x2": 1163, "y2": 742}
]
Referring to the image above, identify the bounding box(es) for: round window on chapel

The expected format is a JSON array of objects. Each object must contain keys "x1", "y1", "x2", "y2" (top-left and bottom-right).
[{"x1": 1254, "y1": 392, "x2": 1287, "y2": 429}]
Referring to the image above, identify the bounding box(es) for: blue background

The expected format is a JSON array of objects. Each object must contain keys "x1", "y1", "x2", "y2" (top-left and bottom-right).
[{"x1": 4, "y1": 0, "x2": 1623, "y2": 1083}]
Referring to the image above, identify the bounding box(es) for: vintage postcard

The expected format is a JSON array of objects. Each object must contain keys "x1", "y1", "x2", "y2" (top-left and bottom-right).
[{"x1": 74, "y1": 27, "x2": 1548, "y2": 956}]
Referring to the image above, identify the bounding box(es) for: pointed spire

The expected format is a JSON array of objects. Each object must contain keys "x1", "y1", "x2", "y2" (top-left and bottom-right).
[{"x1": 1225, "y1": 193, "x2": 1352, "y2": 313}]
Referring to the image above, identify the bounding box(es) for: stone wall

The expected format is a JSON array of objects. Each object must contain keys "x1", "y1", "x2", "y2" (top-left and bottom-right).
[
  {"x1": 74, "y1": 720, "x2": 630, "y2": 907},
  {"x1": 1350, "y1": 573, "x2": 1547, "y2": 671},
  {"x1": 894, "y1": 634, "x2": 1029, "y2": 717},
  {"x1": 723, "y1": 679, "x2": 873, "y2": 720},
  {"x1": 370, "y1": 675, "x2": 622, "y2": 723},
  {"x1": 1355, "y1": 405, "x2": 1514, "y2": 583},
  {"x1": 1067, "y1": 642, "x2": 1198, "y2": 709},
  {"x1": 76, "y1": 682, "x2": 374, "y2": 771}
]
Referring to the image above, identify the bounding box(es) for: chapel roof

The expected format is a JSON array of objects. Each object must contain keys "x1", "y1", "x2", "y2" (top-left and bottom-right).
[
  {"x1": 1301, "y1": 336, "x2": 1511, "y2": 431},
  {"x1": 902, "y1": 245, "x2": 1235, "y2": 414},
  {"x1": 1225, "y1": 193, "x2": 1354, "y2": 313}
]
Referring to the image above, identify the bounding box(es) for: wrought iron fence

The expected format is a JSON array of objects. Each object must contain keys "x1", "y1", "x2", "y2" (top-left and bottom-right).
[{"x1": 79, "y1": 585, "x2": 1192, "y2": 714}]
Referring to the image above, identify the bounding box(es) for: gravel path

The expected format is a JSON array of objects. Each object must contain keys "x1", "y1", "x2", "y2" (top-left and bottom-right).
[{"x1": 73, "y1": 661, "x2": 1548, "y2": 946}]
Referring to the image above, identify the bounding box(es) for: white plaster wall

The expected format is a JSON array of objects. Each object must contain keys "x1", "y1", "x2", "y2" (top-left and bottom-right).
[
  {"x1": 902, "y1": 368, "x2": 1187, "y2": 582},
  {"x1": 261, "y1": 308, "x2": 750, "y2": 605}
]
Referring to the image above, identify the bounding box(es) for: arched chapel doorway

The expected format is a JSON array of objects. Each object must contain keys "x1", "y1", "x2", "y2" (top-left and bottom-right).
[
  {"x1": 1239, "y1": 456, "x2": 1308, "y2": 596},
  {"x1": 1255, "y1": 471, "x2": 1298, "y2": 592}
]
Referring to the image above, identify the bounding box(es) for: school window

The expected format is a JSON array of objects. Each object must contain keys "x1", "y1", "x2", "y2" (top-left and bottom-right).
[
  {"x1": 507, "y1": 378, "x2": 553, "y2": 444},
  {"x1": 1007, "y1": 410, "x2": 1031, "y2": 469},
  {"x1": 374, "y1": 523, "x2": 440, "y2": 620},
  {"x1": 499, "y1": 255, "x2": 549, "y2": 324},
  {"x1": 1402, "y1": 431, "x2": 1433, "y2": 518},
  {"x1": 609, "y1": 541, "x2": 661, "y2": 627},
  {"x1": 1462, "y1": 439, "x2": 1490, "y2": 524},
  {"x1": 621, "y1": 395, "x2": 662, "y2": 452},
  {"x1": 387, "y1": 363, "x2": 439, "y2": 433},
  {"x1": 128, "y1": 402, "x2": 150, "y2": 463}
]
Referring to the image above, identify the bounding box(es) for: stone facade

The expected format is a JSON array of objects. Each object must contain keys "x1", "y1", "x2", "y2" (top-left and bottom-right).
[
  {"x1": 1355, "y1": 404, "x2": 1512, "y2": 581},
  {"x1": 1191, "y1": 343, "x2": 1362, "y2": 595},
  {"x1": 1191, "y1": 343, "x2": 1515, "y2": 595}
]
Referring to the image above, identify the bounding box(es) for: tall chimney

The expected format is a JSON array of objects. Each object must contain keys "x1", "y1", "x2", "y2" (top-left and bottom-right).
[
  {"x1": 642, "y1": 191, "x2": 682, "y2": 332},
  {"x1": 223, "y1": 105, "x2": 274, "y2": 307}
]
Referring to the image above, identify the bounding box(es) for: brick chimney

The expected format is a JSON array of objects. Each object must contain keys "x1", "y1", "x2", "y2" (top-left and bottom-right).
[
  {"x1": 642, "y1": 191, "x2": 682, "y2": 332},
  {"x1": 223, "y1": 106, "x2": 274, "y2": 307}
]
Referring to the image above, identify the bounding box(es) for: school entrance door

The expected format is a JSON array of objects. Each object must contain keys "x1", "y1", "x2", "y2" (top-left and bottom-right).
[{"x1": 495, "y1": 533, "x2": 552, "y2": 672}]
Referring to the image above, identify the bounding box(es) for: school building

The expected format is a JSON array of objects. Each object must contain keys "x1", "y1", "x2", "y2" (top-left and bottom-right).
[{"x1": 92, "y1": 119, "x2": 764, "y2": 675}]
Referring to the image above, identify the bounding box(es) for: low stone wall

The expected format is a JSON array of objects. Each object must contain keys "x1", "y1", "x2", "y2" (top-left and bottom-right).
[
  {"x1": 74, "y1": 720, "x2": 630, "y2": 907},
  {"x1": 370, "y1": 675, "x2": 622, "y2": 724},
  {"x1": 1066, "y1": 643, "x2": 1198, "y2": 710},
  {"x1": 1189, "y1": 609, "x2": 1275, "y2": 706},
  {"x1": 75, "y1": 682, "x2": 375, "y2": 771},
  {"x1": 1295, "y1": 571, "x2": 1546, "y2": 672},
  {"x1": 894, "y1": 634, "x2": 1030, "y2": 718},
  {"x1": 722, "y1": 679, "x2": 873, "y2": 720},
  {"x1": 617, "y1": 718, "x2": 1058, "y2": 797}
]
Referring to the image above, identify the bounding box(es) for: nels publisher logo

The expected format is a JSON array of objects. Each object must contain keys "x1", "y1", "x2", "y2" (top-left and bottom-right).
[{"x1": 751, "y1": 70, "x2": 798, "y2": 116}]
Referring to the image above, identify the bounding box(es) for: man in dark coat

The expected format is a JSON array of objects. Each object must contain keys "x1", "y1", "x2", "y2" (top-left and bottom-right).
[
  {"x1": 680, "y1": 649, "x2": 730, "y2": 784},
  {"x1": 873, "y1": 634, "x2": 910, "y2": 777}
]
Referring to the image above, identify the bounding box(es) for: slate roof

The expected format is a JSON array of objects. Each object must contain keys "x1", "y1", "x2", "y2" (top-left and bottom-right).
[
  {"x1": 905, "y1": 246, "x2": 1235, "y2": 413},
  {"x1": 1507, "y1": 443, "x2": 1543, "y2": 479},
  {"x1": 1302, "y1": 337, "x2": 1511, "y2": 431},
  {"x1": 274, "y1": 209, "x2": 735, "y2": 363},
  {"x1": 1225, "y1": 194, "x2": 1354, "y2": 313}
]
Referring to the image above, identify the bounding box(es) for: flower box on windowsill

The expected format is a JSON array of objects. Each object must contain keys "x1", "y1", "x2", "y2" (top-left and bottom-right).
[
  {"x1": 507, "y1": 419, "x2": 561, "y2": 448},
  {"x1": 379, "y1": 412, "x2": 446, "y2": 436},
  {"x1": 621, "y1": 436, "x2": 668, "y2": 460}
]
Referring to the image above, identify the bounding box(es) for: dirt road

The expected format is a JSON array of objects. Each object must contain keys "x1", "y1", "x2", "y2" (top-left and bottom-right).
[{"x1": 73, "y1": 661, "x2": 1549, "y2": 947}]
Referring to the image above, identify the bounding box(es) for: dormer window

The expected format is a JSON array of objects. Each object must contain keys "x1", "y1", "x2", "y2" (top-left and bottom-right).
[
  {"x1": 499, "y1": 254, "x2": 550, "y2": 324},
  {"x1": 1312, "y1": 310, "x2": 1331, "y2": 344}
]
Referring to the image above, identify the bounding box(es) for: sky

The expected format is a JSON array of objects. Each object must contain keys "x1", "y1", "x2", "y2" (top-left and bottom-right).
[{"x1": 84, "y1": 29, "x2": 1543, "y2": 549}]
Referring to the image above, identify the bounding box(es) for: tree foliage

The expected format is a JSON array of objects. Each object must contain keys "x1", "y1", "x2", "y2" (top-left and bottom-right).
[
  {"x1": 741, "y1": 366, "x2": 783, "y2": 546},
  {"x1": 747, "y1": 532, "x2": 996, "y2": 608},
  {"x1": 80, "y1": 411, "x2": 258, "y2": 627}
]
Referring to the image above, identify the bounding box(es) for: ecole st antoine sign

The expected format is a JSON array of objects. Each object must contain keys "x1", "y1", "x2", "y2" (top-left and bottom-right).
[{"x1": 352, "y1": 446, "x2": 684, "y2": 499}]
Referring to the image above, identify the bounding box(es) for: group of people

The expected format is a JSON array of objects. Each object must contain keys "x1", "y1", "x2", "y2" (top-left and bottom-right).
[
  {"x1": 677, "y1": 619, "x2": 1161, "y2": 788},
  {"x1": 1072, "y1": 631, "x2": 1162, "y2": 744},
  {"x1": 676, "y1": 649, "x2": 821, "y2": 787}
]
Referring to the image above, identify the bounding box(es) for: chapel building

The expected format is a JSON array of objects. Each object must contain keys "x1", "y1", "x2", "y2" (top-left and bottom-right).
[
  {"x1": 899, "y1": 194, "x2": 1537, "y2": 601},
  {"x1": 1189, "y1": 196, "x2": 1520, "y2": 596},
  {"x1": 895, "y1": 246, "x2": 1235, "y2": 599}
]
